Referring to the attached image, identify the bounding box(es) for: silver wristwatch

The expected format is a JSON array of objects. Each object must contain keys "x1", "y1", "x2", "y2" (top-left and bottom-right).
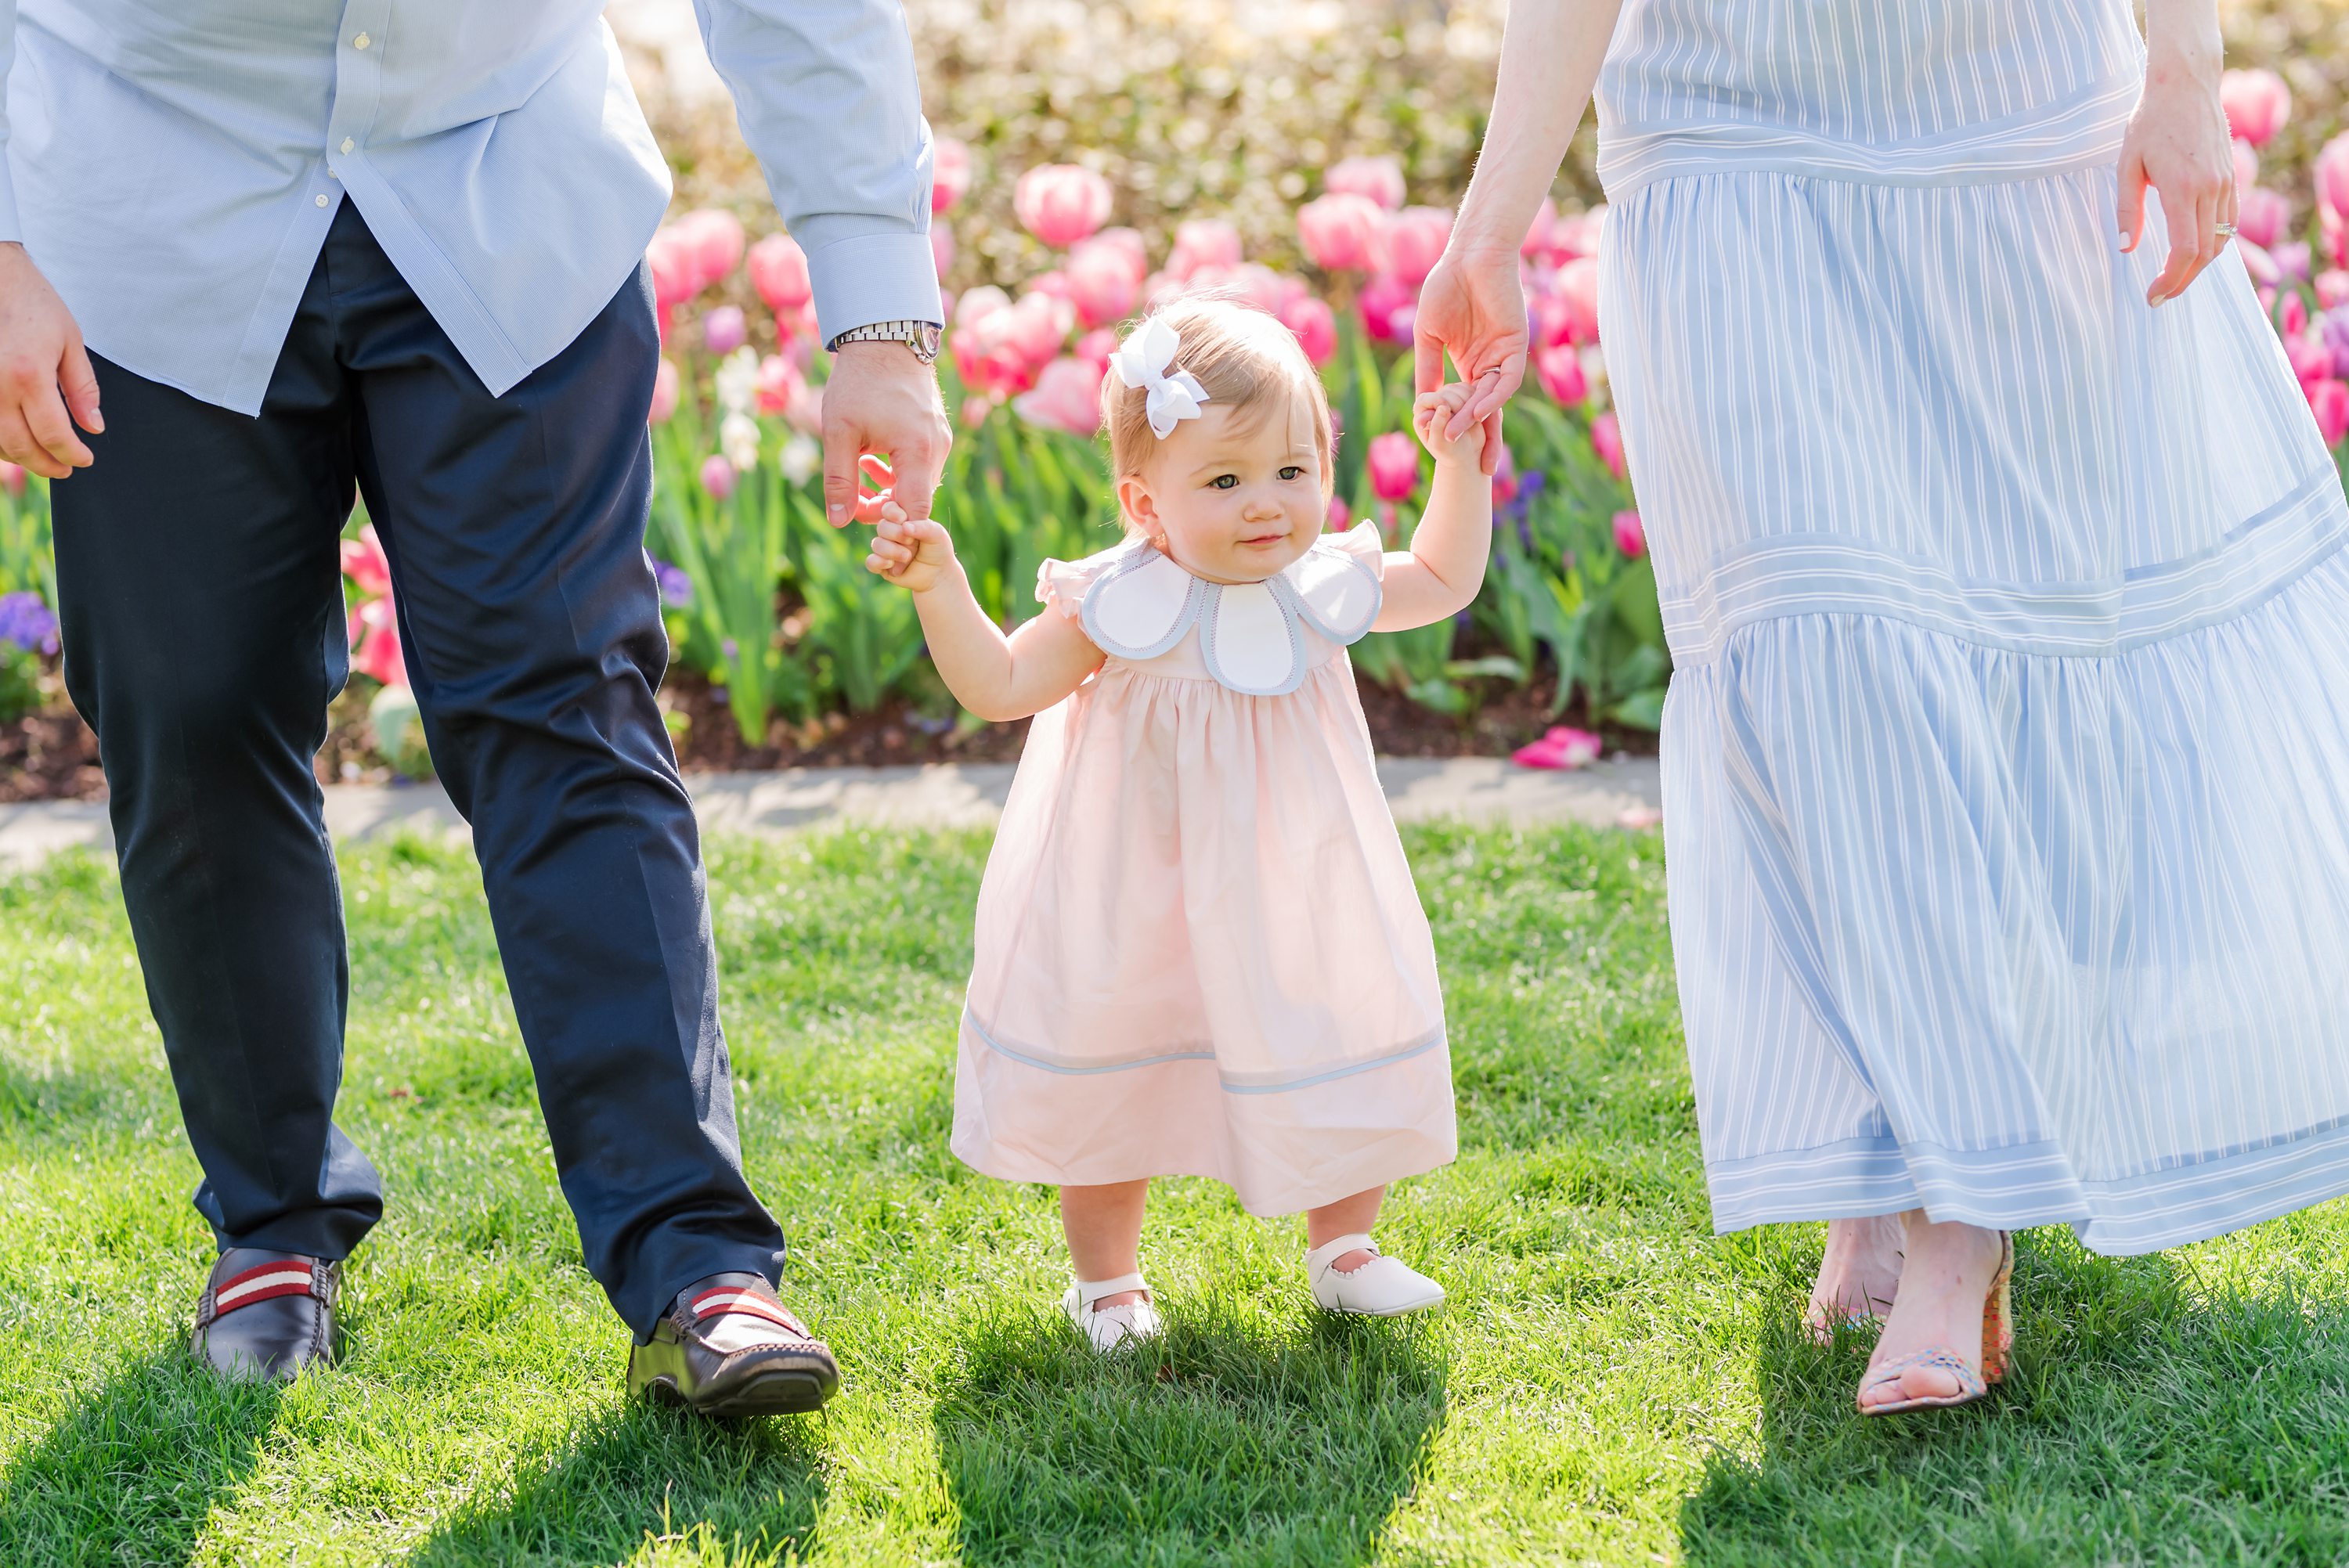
[{"x1": 828, "y1": 318, "x2": 944, "y2": 363}]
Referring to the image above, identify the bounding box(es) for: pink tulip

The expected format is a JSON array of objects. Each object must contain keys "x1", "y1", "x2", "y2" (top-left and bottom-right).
[
  {"x1": 2232, "y1": 139, "x2": 2259, "y2": 200},
  {"x1": 1297, "y1": 193, "x2": 1385, "y2": 272},
  {"x1": 1012, "y1": 354, "x2": 1106, "y2": 436},
  {"x1": 1225, "y1": 263, "x2": 1289, "y2": 316},
  {"x1": 2260, "y1": 285, "x2": 2279, "y2": 315},
  {"x1": 1534, "y1": 342, "x2": 1587, "y2": 406},
  {"x1": 2289, "y1": 333, "x2": 2333, "y2": 384},
  {"x1": 774, "y1": 300, "x2": 820, "y2": 343},
  {"x1": 1027, "y1": 269, "x2": 1073, "y2": 303},
  {"x1": 1612, "y1": 510, "x2": 1647, "y2": 558},
  {"x1": 2239, "y1": 240, "x2": 2280, "y2": 288},
  {"x1": 747, "y1": 233, "x2": 813, "y2": 311},
  {"x1": 2221, "y1": 68, "x2": 2291, "y2": 148},
  {"x1": 2311, "y1": 377, "x2": 2349, "y2": 445},
  {"x1": 645, "y1": 227, "x2": 699, "y2": 310},
  {"x1": 1089, "y1": 228, "x2": 1150, "y2": 282},
  {"x1": 931, "y1": 225, "x2": 956, "y2": 280},
  {"x1": 648, "y1": 357, "x2": 681, "y2": 424},
  {"x1": 2238, "y1": 186, "x2": 2290, "y2": 250},
  {"x1": 2322, "y1": 270, "x2": 2349, "y2": 311},
  {"x1": 1326, "y1": 154, "x2": 1405, "y2": 211},
  {"x1": 756, "y1": 353, "x2": 805, "y2": 416},
  {"x1": 1367, "y1": 430, "x2": 1420, "y2": 500},
  {"x1": 675, "y1": 209, "x2": 745, "y2": 290},
  {"x1": 955, "y1": 285, "x2": 1012, "y2": 329},
  {"x1": 1491, "y1": 440, "x2": 1517, "y2": 506},
  {"x1": 2319, "y1": 135, "x2": 2349, "y2": 222},
  {"x1": 1073, "y1": 327, "x2": 1120, "y2": 369},
  {"x1": 2282, "y1": 290, "x2": 2308, "y2": 339},
  {"x1": 1281, "y1": 294, "x2": 1338, "y2": 366},
  {"x1": 1558, "y1": 258, "x2": 1602, "y2": 344},
  {"x1": 1167, "y1": 218, "x2": 1243, "y2": 282},
  {"x1": 1066, "y1": 240, "x2": 1141, "y2": 328},
  {"x1": 1592, "y1": 411, "x2": 1625, "y2": 480},
  {"x1": 1013, "y1": 164, "x2": 1113, "y2": 248},
  {"x1": 1376, "y1": 207, "x2": 1452, "y2": 289},
  {"x1": 1522, "y1": 197, "x2": 1557, "y2": 260},
  {"x1": 702, "y1": 305, "x2": 747, "y2": 356},
  {"x1": 933, "y1": 137, "x2": 972, "y2": 214},
  {"x1": 348, "y1": 597, "x2": 406, "y2": 688},
  {"x1": 699, "y1": 454, "x2": 738, "y2": 501},
  {"x1": 341, "y1": 524, "x2": 393, "y2": 598},
  {"x1": 1005, "y1": 290, "x2": 1077, "y2": 369},
  {"x1": 2278, "y1": 241, "x2": 2313, "y2": 281},
  {"x1": 1357, "y1": 272, "x2": 1417, "y2": 345},
  {"x1": 1554, "y1": 206, "x2": 1607, "y2": 261},
  {"x1": 1326, "y1": 492, "x2": 1351, "y2": 532},
  {"x1": 0, "y1": 460, "x2": 24, "y2": 498}
]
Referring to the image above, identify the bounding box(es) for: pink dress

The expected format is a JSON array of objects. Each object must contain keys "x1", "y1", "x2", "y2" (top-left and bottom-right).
[{"x1": 952, "y1": 521, "x2": 1457, "y2": 1216}]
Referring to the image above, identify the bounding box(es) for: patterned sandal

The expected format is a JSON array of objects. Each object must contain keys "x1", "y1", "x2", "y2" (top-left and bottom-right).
[{"x1": 1855, "y1": 1231, "x2": 2014, "y2": 1416}]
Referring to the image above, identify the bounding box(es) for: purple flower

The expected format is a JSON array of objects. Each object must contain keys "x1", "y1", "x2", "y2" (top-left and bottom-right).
[
  {"x1": 650, "y1": 557, "x2": 694, "y2": 609},
  {"x1": 0, "y1": 590, "x2": 58, "y2": 656},
  {"x1": 2321, "y1": 305, "x2": 2349, "y2": 380}
]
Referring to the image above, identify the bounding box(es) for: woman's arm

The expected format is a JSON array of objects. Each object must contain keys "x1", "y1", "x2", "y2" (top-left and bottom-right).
[
  {"x1": 1416, "y1": 0, "x2": 1629, "y2": 455},
  {"x1": 1376, "y1": 386, "x2": 1496, "y2": 633},
  {"x1": 865, "y1": 504, "x2": 1104, "y2": 722},
  {"x1": 2129, "y1": 0, "x2": 2235, "y2": 307}
]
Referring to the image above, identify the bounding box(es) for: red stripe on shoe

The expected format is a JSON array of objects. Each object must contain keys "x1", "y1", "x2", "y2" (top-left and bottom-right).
[
  {"x1": 689, "y1": 1289, "x2": 799, "y2": 1332},
  {"x1": 215, "y1": 1263, "x2": 315, "y2": 1314}
]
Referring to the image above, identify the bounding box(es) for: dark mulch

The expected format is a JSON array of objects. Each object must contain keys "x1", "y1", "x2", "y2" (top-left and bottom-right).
[{"x1": 0, "y1": 665, "x2": 1660, "y2": 803}]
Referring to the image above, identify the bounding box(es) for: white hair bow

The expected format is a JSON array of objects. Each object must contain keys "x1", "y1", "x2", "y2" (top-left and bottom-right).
[{"x1": 1109, "y1": 316, "x2": 1211, "y2": 438}]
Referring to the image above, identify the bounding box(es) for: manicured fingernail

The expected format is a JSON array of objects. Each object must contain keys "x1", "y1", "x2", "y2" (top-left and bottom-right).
[
  {"x1": 828, "y1": 503, "x2": 846, "y2": 525},
  {"x1": 87, "y1": 410, "x2": 103, "y2": 434}
]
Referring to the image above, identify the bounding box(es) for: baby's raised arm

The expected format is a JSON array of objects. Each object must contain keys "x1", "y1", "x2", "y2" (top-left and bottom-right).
[
  {"x1": 865, "y1": 504, "x2": 1105, "y2": 722},
  {"x1": 1373, "y1": 381, "x2": 1496, "y2": 633}
]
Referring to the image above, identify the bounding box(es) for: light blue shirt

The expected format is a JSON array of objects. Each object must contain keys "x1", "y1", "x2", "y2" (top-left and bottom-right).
[{"x1": 0, "y1": 2, "x2": 943, "y2": 416}]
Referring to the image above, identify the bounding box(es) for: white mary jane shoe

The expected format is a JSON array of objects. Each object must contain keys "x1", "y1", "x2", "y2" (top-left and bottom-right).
[
  {"x1": 1307, "y1": 1234, "x2": 1445, "y2": 1317},
  {"x1": 1060, "y1": 1272, "x2": 1164, "y2": 1353}
]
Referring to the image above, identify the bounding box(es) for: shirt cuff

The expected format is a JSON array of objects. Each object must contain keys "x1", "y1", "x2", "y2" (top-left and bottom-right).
[{"x1": 804, "y1": 231, "x2": 944, "y2": 347}]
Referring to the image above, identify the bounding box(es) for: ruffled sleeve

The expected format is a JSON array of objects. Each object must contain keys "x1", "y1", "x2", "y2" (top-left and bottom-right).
[
  {"x1": 1323, "y1": 518, "x2": 1389, "y2": 579},
  {"x1": 1035, "y1": 555, "x2": 1109, "y2": 621}
]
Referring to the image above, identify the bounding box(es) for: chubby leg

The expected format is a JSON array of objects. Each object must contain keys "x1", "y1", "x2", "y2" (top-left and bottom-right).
[
  {"x1": 1062, "y1": 1180, "x2": 1151, "y2": 1308},
  {"x1": 1806, "y1": 1213, "x2": 1907, "y2": 1341},
  {"x1": 1308, "y1": 1185, "x2": 1385, "y2": 1273}
]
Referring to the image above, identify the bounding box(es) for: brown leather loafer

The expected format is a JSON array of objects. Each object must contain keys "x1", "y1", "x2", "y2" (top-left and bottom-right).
[
  {"x1": 626, "y1": 1272, "x2": 839, "y2": 1418},
  {"x1": 191, "y1": 1248, "x2": 339, "y2": 1382}
]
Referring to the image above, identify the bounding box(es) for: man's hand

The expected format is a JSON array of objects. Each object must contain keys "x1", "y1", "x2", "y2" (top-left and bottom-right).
[
  {"x1": 1412, "y1": 247, "x2": 1527, "y2": 478},
  {"x1": 0, "y1": 243, "x2": 101, "y2": 480},
  {"x1": 820, "y1": 338, "x2": 950, "y2": 527}
]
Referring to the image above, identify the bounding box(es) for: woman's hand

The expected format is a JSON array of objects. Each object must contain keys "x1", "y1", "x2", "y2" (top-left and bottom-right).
[
  {"x1": 2122, "y1": 5, "x2": 2235, "y2": 308},
  {"x1": 1413, "y1": 249, "x2": 1525, "y2": 475}
]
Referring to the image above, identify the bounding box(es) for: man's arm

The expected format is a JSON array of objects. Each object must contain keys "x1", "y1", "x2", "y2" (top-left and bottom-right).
[
  {"x1": 0, "y1": 5, "x2": 103, "y2": 478},
  {"x1": 693, "y1": 0, "x2": 949, "y2": 523}
]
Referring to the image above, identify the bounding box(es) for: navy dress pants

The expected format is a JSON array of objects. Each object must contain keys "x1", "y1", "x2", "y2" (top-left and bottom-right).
[{"x1": 50, "y1": 201, "x2": 787, "y2": 1336}]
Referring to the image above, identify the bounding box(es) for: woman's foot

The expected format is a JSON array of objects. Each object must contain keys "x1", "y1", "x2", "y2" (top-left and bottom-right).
[
  {"x1": 1856, "y1": 1216, "x2": 2009, "y2": 1411},
  {"x1": 1806, "y1": 1213, "x2": 1907, "y2": 1343},
  {"x1": 1307, "y1": 1235, "x2": 1445, "y2": 1316}
]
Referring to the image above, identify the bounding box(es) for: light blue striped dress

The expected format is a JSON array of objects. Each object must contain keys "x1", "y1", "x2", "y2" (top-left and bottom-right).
[{"x1": 1596, "y1": 0, "x2": 2349, "y2": 1253}]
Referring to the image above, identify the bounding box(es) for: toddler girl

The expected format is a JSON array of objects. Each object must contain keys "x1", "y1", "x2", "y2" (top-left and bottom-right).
[{"x1": 864, "y1": 296, "x2": 1492, "y2": 1349}]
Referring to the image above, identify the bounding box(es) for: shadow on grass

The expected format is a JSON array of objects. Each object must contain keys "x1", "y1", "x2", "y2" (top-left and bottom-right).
[
  {"x1": 0, "y1": 1346, "x2": 283, "y2": 1568},
  {"x1": 935, "y1": 1292, "x2": 1448, "y2": 1567},
  {"x1": 408, "y1": 1400, "x2": 828, "y2": 1568},
  {"x1": 1678, "y1": 1229, "x2": 2349, "y2": 1566}
]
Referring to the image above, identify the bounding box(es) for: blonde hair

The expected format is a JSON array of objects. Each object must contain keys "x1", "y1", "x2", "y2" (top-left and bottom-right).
[{"x1": 1101, "y1": 295, "x2": 1335, "y2": 506}]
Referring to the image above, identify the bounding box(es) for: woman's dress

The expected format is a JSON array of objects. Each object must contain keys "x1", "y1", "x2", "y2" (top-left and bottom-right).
[{"x1": 1599, "y1": 0, "x2": 2349, "y2": 1251}]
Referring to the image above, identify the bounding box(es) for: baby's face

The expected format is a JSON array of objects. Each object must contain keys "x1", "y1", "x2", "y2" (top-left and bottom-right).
[{"x1": 1126, "y1": 395, "x2": 1326, "y2": 583}]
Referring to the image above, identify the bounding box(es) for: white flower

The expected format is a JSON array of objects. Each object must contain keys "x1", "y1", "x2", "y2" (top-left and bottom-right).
[
  {"x1": 713, "y1": 346, "x2": 761, "y2": 416},
  {"x1": 720, "y1": 411, "x2": 762, "y2": 471},
  {"x1": 779, "y1": 434, "x2": 821, "y2": 486}
]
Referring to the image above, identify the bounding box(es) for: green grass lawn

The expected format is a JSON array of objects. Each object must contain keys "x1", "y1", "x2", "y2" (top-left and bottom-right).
[{"x1": 2, "y1": 824, "x2": 2347, "y2": 1566}]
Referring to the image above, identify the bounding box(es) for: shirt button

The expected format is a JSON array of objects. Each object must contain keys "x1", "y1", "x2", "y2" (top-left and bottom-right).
[
  {"x1": 340, "y1": 138, "x2": 355, "y2": 154},
  {"x1": 316, "y1": 193, "x2": 330, "y2": 207},
  {"x1": 352, "y1": 32, "x2": 370, "y2": 49}
]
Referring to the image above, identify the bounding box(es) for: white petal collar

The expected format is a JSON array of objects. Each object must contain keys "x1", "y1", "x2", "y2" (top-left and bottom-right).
[{"x1": 1078, "y1": 528, "x2": 1384, "y2": 697}]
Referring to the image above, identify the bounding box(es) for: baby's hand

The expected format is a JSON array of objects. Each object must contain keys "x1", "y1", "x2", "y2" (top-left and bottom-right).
[
  {"x1": 1413, "y1": 383, "x2": 1486, "y2": 466},
  {"x1": 864, "y1": 500, "x2": 958, "y2": 592}
]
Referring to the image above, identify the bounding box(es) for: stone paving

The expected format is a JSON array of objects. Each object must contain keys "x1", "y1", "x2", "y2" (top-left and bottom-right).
[{"x1": 0, "y1": 757, "x2": 1662, "y2": 869}]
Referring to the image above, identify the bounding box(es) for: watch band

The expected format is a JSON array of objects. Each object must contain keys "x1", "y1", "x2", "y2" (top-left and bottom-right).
[{"x1": 828, "y1": 319, "x2": 943, "y2": 363}]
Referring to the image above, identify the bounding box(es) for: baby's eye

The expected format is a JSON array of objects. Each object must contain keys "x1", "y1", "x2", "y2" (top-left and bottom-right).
[
  {"x1": 1209, "y1": 474, "x2": 1239, "y2": 490},
  {"x1": 1279, "y1": 466, "x2": 1305, "y2": 481}
]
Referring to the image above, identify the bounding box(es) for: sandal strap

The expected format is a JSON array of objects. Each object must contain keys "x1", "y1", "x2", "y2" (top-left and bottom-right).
[
  {"x1": 1860, "y1": 1346, "x2": 1986, "y2": 1399},
  {"x1": 1304, "y1": 1234, "x2": 1380, "y2": 1274},
  {"x1": 1073, "y1": 1273, "x2": 1150, "y2": 1309}
]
